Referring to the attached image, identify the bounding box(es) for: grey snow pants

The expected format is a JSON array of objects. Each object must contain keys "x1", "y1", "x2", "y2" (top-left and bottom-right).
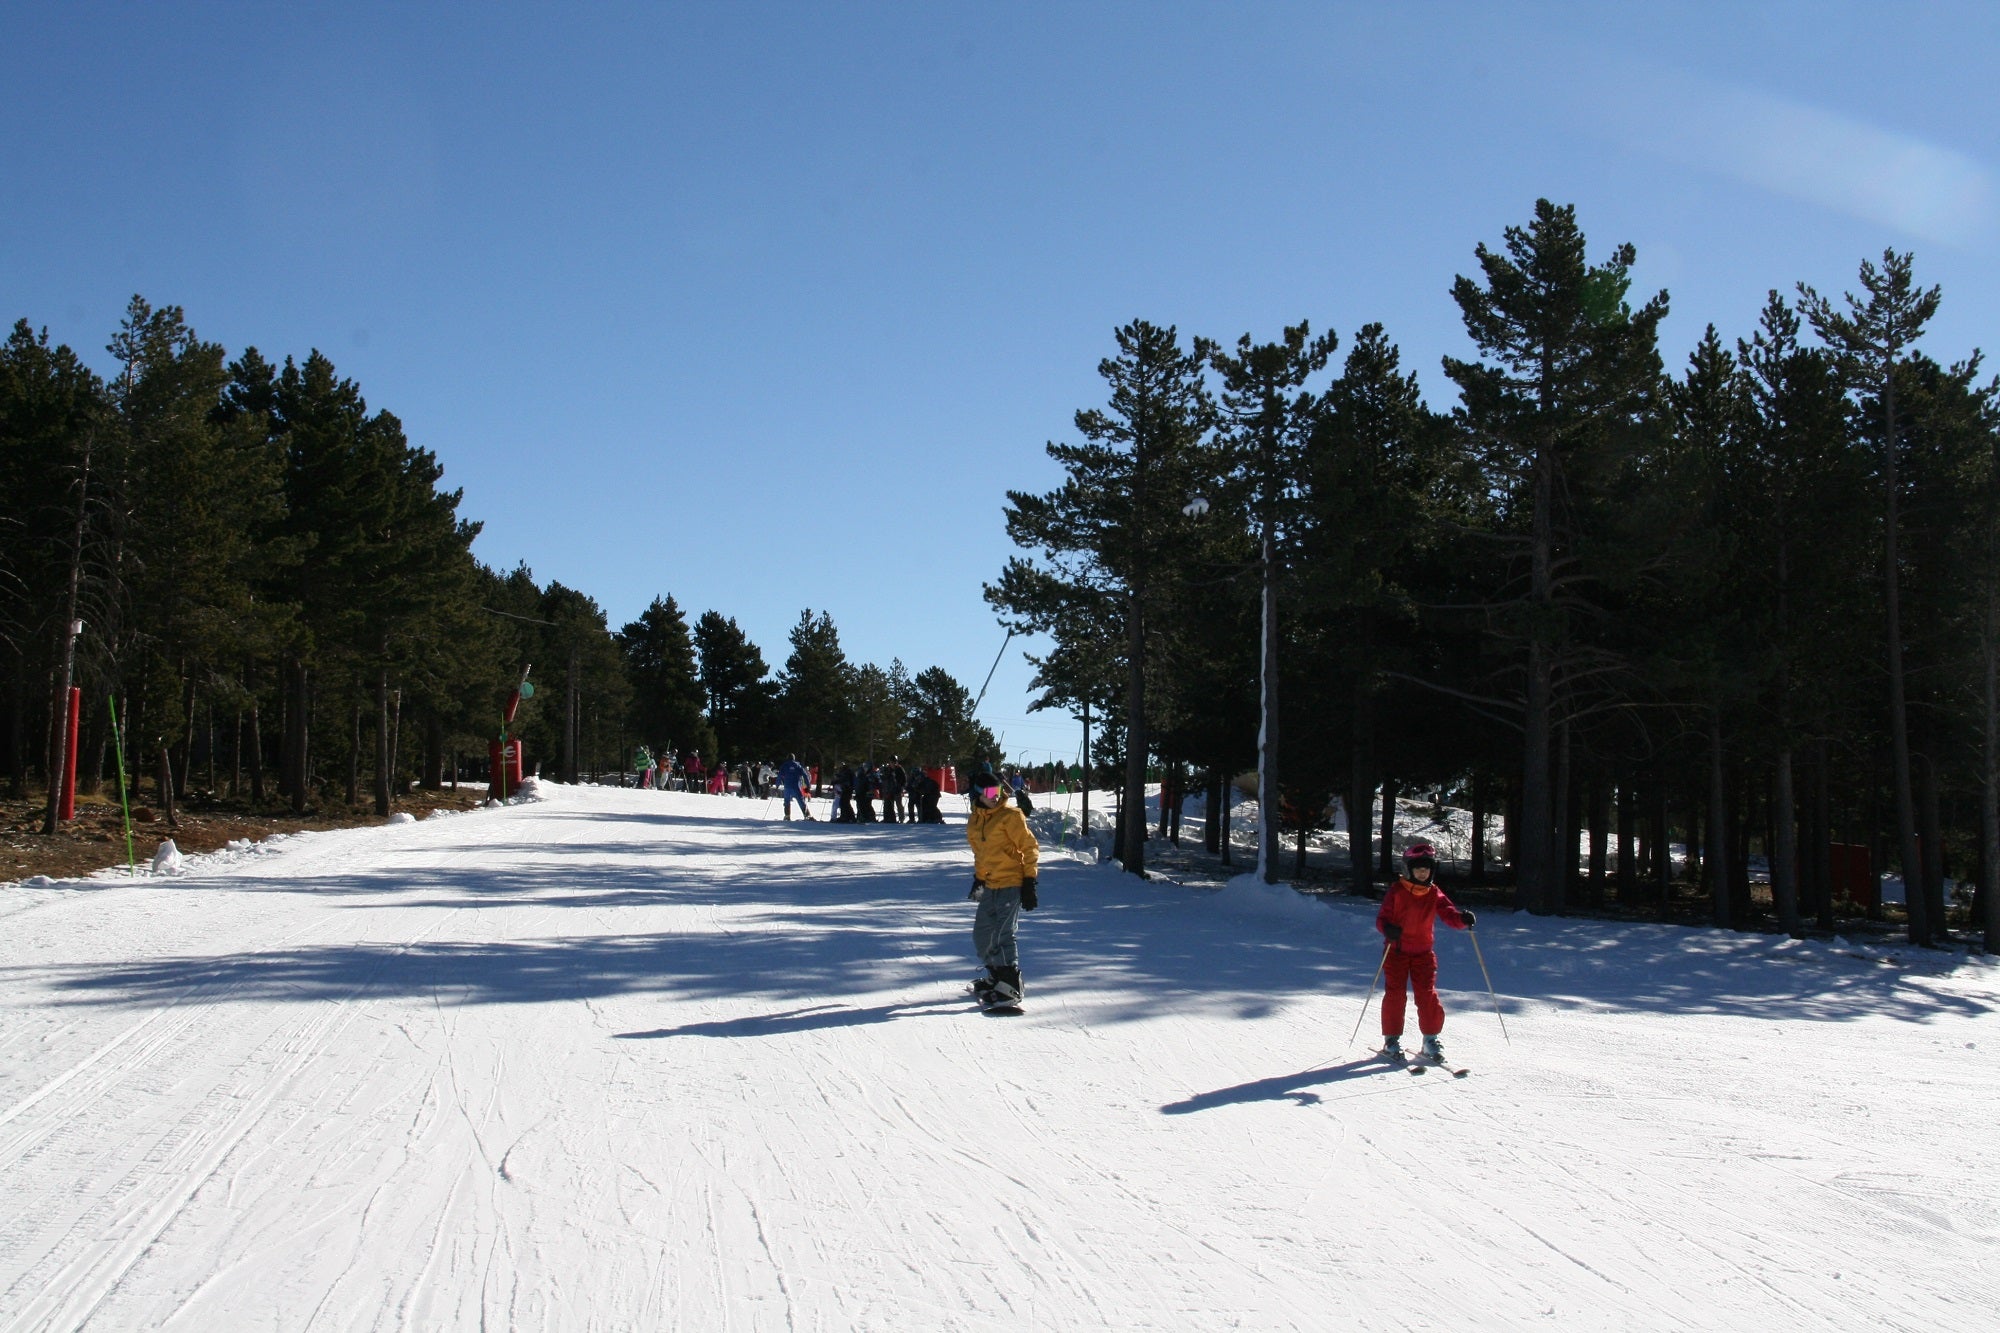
[{"x1": 973, "y1": 886, "x2": 1022, "y2": 969}]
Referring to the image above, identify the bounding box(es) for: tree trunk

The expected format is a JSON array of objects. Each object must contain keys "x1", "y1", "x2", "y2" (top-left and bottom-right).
[
  {"x1": 1256, "y1": 523, "x2": 1280, "y2": 883},
  {"x1": 1654, "y1": 783, "x2": 1672, "y2": 919},
  {"x1": 174, "y1": 673, "x2": 197, "y2": 802},
  {"x1": 1555, "y1": 720, "x2": 1575, "y2": 912},
  {"x1": 1505, "y1": 779, "x2": 1521, "y2": 878},
  {"x1": 346, "y1": 701, "x2": 362, "y2": 806},
  {"x1": 423, "y1": 713, "x2": 444, "y2": 791},
  {"x1": 284, "y1": 656, "x2": 308, "y2": 814},
  {"x1": 156, "y1": 741, "x2": 178, "y2": 829},
  {"x1": 1773, "y1": 749, "x2": 1802, "y2": 935},
  {"x1": 1218, "y1": 781, "x2": 1232, "y2": 867},
  {"x1": 1814, "y1": 739, "x2": 1835, "y2": 931},
  {"x1": 1350, "y1": 693, "x2": 1374, "y2": 894},
  {"x1": 1918, "y1": 751, "x2": 1946, "y2": 940},
  {"x1": 374, "y1": 665, "x2": 392, "y2": 817},
  {"x1": 1881, "y1": 368, "x2": 1929, "y2": 944},
  {"x1": 1205, "y1": 771, "x2": 1222, "y2": 855},
  {"x1": 1986, "y1": 516, "x2": 2000, "y2": 950},
  {"x1": 1709, "y1": 716, "x2": 1731, "y2": 927},
  {"x1": 1378, "y1": 777, "x2": 1398, "y2": 882},
  {"x1": 564, "y1": 645, "x2": 580, "y2": 785},
  {"x1": 1518, "y1": 383, "x2": 1558, "y2": 913},
  {"x1": 1730, "y1": 774, "x2": 1752, "y2": 926},
  {"x1": 41, "y1": 435, "x2": 91, "y2": 833},
  {"x1": 6, "y1": 654, "x2": 25, "y2": 799},
  {"x1": 1470, "y1": 770, "x2": 1488, "y2": 885},
  {"x1": 79, "y1": 692, "x2": 107, "y2": 797},
  {"x1": 246, "y1": 660, "x2": 266, "y2": 804},
  {"x1": 1588, "y1": 767, "x2": 1610, "y2": 909},
  {"x1": 1120, "y1": 588, "x2": 1148, "y2": 877},
  {"x1": 1616, "y1": 778, "x2": 1636, "y2": 904}
]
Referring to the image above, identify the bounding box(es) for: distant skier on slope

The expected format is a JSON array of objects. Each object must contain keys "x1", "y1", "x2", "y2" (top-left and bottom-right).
[
  {"x1": 1376, "y1": 841, "x2": 1475, "y2": 1065},
  {"x1": 908, "y1": 766, "x2": 943, "y2": 823},
  {"x1": 832, "y1": 763, "x2": 858, "y2": 822},
  {"x1": 966, "y1": 767, "x2": 1039, "y2": 1008},
  {"x1": 777, "y1": 755, "x2": 816, "y2": 821}
]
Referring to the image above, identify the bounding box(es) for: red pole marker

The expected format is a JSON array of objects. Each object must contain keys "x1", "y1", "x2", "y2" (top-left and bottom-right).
[{"x1": 58, "y1": 686, "x2": 81, "y2": 821}]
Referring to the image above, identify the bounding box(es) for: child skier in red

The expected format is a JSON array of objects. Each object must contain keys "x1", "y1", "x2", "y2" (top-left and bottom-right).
[{"x1": 1376, "y1": 841, "x2": 1476, "y2": 1065}]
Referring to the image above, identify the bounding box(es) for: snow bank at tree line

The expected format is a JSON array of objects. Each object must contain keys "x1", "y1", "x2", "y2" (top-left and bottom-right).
[{"x1": 1023, "y1": 783, "x2": 1494, "y2": 871}]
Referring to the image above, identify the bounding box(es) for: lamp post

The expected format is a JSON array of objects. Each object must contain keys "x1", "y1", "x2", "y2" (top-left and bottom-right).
[{"x1": 1184, "y1": 492, "x2": 1279, "y2": 884}]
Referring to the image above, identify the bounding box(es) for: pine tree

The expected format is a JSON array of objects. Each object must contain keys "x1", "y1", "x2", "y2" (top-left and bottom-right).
[
  {"x1": 1294, "y1": 323, "x2": 1464, "y2": 887},
  {"x1": 1442, "y1": 201, "x2": 1669, "y2": 913},
  {"x1": 775, "y1": 610, "x2": 854, "y2": 768},
  {"x1": 1207, "y1": 322, "x2": 1338, "y2": 883},
  {"x1": 990, "y1": 319, "x2": 1216, "y2": 876},
  {"x1": 905, "y1": 665, "x2": 998, "y2": 767},
  {"x1": 0, "y1": 321, "x2": 105, "y2": 802},
  {"x1": 1799, "y1": 251, "x2": 1943, "y2": 944},
  {"x1": 694, "y1": 611, "x2": 774, "y2": 758},
  {"x1": 621, "y1": 596, "x2": 713, "y2": 761}
]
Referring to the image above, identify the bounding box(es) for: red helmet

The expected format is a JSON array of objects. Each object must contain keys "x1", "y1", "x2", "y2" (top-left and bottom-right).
[{"x1": 1403, "y1": 841, "x2": 1437, "y2": 871}]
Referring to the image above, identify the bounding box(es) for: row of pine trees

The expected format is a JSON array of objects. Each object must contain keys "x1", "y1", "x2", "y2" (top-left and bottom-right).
[
  {"x1": 1, "y1": 299, "x2": 994, "y2": 832},
  {"x1": 993, "y1": 199, "x2": 2000, "y2": 951}
]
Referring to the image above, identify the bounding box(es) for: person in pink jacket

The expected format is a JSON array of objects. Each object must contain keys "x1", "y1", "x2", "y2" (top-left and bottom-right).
[{"x1": 1375, "y1": 840, "x2": 1476, "y2": 1065}]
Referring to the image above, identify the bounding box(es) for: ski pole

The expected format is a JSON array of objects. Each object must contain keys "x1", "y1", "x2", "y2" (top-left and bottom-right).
[
  {"x1": 1347, "y1": 943, "x2": 1391, "y2": 1049},
  {"x1": 1468, "y1": 928, "x2": 1510, "y2": 1045}
]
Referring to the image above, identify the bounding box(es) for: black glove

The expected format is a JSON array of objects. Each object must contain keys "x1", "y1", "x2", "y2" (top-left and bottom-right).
[
  {"x1": 968, "y1": 878, "x2": 985, "y2": 901},
  {"x1": 1459, "y1": 909, "x2": 1477, "y2": 928},
  {"x1": 1020, "y1": 878, "x2": 1038, "y2": 912},
  {"x1": 1381, "y1": 923, "x2": 1402, "y2": 943}
]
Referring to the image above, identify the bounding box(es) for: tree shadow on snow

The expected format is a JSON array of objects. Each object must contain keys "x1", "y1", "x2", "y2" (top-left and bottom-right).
[{"x1": 11, "y1": 802, "x2": 1997, "y2": 1030}]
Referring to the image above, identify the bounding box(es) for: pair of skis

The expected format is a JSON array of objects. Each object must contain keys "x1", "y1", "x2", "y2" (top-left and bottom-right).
[{"x1": 1378, "y1": 1047, "x2": 1470, "y2": 1078}]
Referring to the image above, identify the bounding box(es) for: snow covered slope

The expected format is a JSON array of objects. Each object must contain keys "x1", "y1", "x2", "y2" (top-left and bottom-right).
[{"x1": 2, "y1": 784, "x2": 1994, "y2": 1331}]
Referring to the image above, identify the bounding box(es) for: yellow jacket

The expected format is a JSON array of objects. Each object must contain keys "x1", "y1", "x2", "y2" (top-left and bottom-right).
[{"x1": 966, "y1": 801, "x2": 1039, "y2": 889}]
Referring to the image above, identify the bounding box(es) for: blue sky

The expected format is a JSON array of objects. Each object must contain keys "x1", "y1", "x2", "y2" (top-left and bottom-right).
[{"x1": 6, "y1": 2, "x2": 1997, "y2": 767}]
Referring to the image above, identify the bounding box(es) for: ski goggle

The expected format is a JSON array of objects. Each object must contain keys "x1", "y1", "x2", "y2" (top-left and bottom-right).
[{"x1": 976, "y1": 782, "x2": 1002, "y2": 801}]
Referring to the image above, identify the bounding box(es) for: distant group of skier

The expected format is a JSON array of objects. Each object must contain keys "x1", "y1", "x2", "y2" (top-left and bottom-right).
[{"x1": 828, "y1": 758, "x2": 945, "y2": 824}]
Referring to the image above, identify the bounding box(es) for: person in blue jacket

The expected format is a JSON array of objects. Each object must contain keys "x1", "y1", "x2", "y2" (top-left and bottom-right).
[{"x1": 777, "y1": 755, "x2": 816, "y2": 821}]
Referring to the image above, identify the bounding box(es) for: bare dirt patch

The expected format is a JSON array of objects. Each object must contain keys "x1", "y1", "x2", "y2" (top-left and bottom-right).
[{"x1": 3, "y1": 787, "x2": 487, "y2": 885}]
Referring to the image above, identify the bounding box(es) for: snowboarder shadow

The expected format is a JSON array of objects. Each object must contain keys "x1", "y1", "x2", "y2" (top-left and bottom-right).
[{"x1": 1159, "y1": 1056, "x2": 1402, "y2": 1115}]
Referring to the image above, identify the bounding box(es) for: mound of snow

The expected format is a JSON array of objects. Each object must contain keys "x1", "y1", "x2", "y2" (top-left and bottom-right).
[
  {"x1": 150, "y1": 839, "x2": 183, "y2": 875},
  {"x1": 386, "y1": 811, "x2": 416, "y2": 825},
  {"x1": 21, "y1": 875, "x2": 58, "y2": 888},
  {"x1": 1215, "y1": 871, "x2": 1336, "y2": 930}
]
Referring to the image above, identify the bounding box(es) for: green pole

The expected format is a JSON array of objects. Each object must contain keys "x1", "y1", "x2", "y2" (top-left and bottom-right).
[{"x1": 108, "y1": 693, "x2": 137, "y2": 875}]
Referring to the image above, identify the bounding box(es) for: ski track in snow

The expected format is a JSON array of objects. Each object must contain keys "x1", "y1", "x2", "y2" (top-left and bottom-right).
[{"x1": 2, "y1": 784, "x2": 1996, "y2": 1331}]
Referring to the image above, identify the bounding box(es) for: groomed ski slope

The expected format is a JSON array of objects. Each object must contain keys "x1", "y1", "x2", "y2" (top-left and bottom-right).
[{"x1": 2, "y1": 784, "x2": 1995, "y2": 1332}]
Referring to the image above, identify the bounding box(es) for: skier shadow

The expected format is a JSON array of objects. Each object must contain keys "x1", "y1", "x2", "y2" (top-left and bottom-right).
[
  {"x1": 1159, "y1": 1057, "x2": 1403, "y2": 1115},
  {"x1": 613, "y1": 996, "x2": 965, "y2": 1041}
]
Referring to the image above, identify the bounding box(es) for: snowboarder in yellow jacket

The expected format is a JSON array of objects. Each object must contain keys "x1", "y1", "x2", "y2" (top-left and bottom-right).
[{"x1": 965, "y1": 766, "x2": 1039, "y2": 1006}]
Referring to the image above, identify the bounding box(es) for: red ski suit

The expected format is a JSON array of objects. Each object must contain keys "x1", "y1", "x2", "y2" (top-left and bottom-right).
[{"x1": 1376, "y1": 877, "x2": 1470, "y2": 1038}]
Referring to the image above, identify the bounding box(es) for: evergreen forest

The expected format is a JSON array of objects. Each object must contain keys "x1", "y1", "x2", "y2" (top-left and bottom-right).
[
  {"x1": 1, "y1": 298, "x2": 994, "y2": 837},
  {"x1": 992, "y1": 199, "x2": 2000, "y2": 952}
]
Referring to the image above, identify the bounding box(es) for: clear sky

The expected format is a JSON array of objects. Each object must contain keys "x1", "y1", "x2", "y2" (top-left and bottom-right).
[{"x1": 6, "y1": 2, "x2": 1997, "y2": 768}]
